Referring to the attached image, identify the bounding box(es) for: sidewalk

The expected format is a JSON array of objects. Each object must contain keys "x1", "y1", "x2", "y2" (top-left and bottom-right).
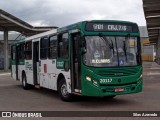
[
  {"x1": 0, "y1": 70, "x2": 10, "y2": 74},
  {"x1": 143, "y1": 62, "x2": 160, "y2": 76},
  {"x1": 143, "y1": 61, "x2": 160, "y2": 68}
]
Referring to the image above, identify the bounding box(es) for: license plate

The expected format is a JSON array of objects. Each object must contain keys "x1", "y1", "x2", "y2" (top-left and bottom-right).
[{"x1": 115, "y1": 88, "x2": 125, "y2": 92}]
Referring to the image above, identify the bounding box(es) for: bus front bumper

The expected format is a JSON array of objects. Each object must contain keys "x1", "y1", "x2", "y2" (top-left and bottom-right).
[{"x1": 82, "y1": 79, "x2": 142, "y2": 97}]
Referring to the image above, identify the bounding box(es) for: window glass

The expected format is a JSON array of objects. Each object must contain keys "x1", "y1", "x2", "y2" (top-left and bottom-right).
[
  {"x1": 11, "y1": 46, "x2": 16, "y2": 60},
  {"x1": 116, "y1": 37, "x2": 138, "y2": 66},
  {"x1": 58, "y1": 33, "x2": 69, "y2": 58},
  {"x1": 84, "y1": 36, "x2": 140, "y2": 67},
  {"x1": 49, "y1": 35, "x2": 57, "y2": 59},
  {"x1": 84, "y1": 36, "x2": 118, "y2": 67},
  {"x1": 41, "y1": 37, "x2": 48, "y2": 48},
  {"x1": 25, "y1": 41, "x2": 32, "y2": 60},
  {"x1": 19, "y1": 43, "x2": 25, "y2": 59},
  {"x1": 40, "y1": 37, "x2": 48, "y2": 59}
]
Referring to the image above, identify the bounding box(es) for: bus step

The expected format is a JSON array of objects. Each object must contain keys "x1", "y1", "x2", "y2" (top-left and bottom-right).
[
  {"x1": 35, "y1": 85, "x2": 40, "y2": 89},
  {"x1": 74, "y1": 89, "x2": 81, "y2": 93},
  {"x1": 72, "y1": 92, "x2": 81, "y2": 96}
]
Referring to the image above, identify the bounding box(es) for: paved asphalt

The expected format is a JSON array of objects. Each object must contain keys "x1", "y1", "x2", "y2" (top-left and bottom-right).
[{"x1": 0, "y1": 62, "x2": 160, "y2": 120}]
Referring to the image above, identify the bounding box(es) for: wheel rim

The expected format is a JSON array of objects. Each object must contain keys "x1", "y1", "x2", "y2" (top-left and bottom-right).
[{"x1": 61, "y1": 83, "x2": 68, "y2": 97}]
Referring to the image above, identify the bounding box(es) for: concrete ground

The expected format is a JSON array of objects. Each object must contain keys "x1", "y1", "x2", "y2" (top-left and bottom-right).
[{"x1": 0, "y1": 62, "x2": 160, "y2": 120}]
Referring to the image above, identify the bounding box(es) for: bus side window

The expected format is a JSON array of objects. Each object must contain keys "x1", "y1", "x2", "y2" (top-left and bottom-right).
[
  {"x1": 18, "y1": 43, "x2": 25, "y2": 60},
  {"x1": 25, "y1": 41, "x2": 32, "y2": 60},
  {"x1": 11, "y1": 46, "x2": 16, "y2": 60},
  {"x1": 40, "y1": 37, "x2": 49, "y2": 59},
  {"x1": 48, "y1": 35, "x2": 57, "y2": 59},
  {"x1": 58, "y1": 33, "x2": 69, "y2": 58},
  {"x1": 20, "y1": 43, "x2": 25, "y2": 60}
]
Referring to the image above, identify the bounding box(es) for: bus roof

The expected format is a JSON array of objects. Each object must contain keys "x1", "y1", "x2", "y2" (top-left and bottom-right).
[
  {"x1": 23, "y1": 20, "x2": 138, "y2": 42},
  {"x1": 25, "y1": 29, "x2": 57, "y2": 42},
  {"x1": 57, "y1": 20, "x2": 138, "y2": 33}
]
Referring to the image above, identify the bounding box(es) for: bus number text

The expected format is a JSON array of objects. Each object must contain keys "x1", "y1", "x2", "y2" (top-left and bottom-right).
[{"x1": 100, "y1": 79, "x2": 112, "y2": 83}]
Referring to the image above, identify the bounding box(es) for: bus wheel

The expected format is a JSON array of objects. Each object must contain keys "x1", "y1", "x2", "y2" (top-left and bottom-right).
[
  {"x1": 58, "y1": 78, "x2": 72, "y2": 102},
  {"x1": 22, "y1": 74, "x2": 30, "y2": 90}
]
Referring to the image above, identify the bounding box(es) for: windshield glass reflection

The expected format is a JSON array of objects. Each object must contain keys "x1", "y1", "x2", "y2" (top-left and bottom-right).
[{"x1": 83, "y1": 36, "x2": 140, "y2": 67}]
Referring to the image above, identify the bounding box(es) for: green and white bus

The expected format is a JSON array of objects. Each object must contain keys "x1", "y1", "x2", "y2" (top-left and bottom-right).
[{"x1": 11, "y1": 20, "x2": 142, "y2": 101}]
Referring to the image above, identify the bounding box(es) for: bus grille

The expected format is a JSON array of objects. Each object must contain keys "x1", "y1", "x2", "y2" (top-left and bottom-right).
[{"x1": 97, "y1": 68, "x2": 139, "y2": 77}]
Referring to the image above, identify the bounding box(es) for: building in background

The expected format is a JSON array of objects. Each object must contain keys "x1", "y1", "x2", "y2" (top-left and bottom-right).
[
  {"x1": 139, "y1": 26, "x2": 155, "y2": 62},
  {"x1": 142, "y1": 0, "x2": 160, "y2": 65}
]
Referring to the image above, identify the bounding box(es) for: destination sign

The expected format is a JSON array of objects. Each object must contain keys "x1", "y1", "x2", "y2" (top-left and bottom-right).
[{"x1": 85, "y1": 22, "x2": 138, "y2": 32}]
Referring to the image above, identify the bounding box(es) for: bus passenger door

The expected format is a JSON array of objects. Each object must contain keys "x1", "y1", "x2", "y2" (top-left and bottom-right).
[
  {"x1": 33, "y1": 41, "x2": 39, "y2": 85},
  {"x1": 70, "y1": 32, "x2": 81, "y2": 91}
]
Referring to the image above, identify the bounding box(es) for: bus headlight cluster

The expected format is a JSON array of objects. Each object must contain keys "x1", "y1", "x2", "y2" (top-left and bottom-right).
[
  {"x1": 86, "y1": 76, "x2": 91, "y2": 81},
  {"x1": 86, "y1": 76, "x2": 98, "y2": 85}
]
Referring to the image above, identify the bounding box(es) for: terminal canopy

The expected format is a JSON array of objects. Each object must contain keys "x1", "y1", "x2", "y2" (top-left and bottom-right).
[
  {"x1": 0, "y1": 9, "x2": 57, "y2": 36},
  {"x1": 143, "y1": 0, "x2": 160, "y2": 44},
  {"x1": 0, "y1": 9, "x2": 58, "y2": 71}
]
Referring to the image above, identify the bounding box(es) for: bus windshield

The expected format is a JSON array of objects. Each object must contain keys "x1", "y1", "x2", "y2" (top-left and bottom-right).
[{"x1": 83, "y1": 36, "x2": 141, "y2": 67}]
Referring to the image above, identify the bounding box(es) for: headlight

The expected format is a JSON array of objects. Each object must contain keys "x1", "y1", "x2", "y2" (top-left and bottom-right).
[
  {"x1": 86, "y1": 76, "x2": 98, "y2": 86},
  {"x1": 86, "y1": 76, "x2": 91, "y2": 81}
]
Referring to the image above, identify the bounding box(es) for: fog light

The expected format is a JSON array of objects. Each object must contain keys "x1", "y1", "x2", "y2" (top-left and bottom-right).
[{"x1": 86, "y1": 76, "x2": 91, "y2": 81}]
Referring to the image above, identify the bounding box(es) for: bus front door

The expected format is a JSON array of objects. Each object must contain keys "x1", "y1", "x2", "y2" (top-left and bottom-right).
[
  {"x1": 70, "y1": 33, "x2": 81, "y2": 92},
  {"x1": 33, "y1": 41, "x2": 39, "y2": 85}
]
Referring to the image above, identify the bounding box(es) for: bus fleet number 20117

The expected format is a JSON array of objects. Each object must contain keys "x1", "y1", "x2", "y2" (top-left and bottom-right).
[{"x1": 100, "y1": 79, "x2": 112, "y2": 83}]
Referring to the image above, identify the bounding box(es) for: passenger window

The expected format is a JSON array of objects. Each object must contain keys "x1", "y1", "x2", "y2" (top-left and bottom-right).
[
  {"x1": 58, "y1": 33, "x2": 69, "y2": 58},
  {"x1": 49, "y1": 35, "x2": 57, "y2": 59},
  {"x1": 25, "y1": 41, "x2": 32, "y2": 60},
  {"x1": 11, "y1": 46, "x2": 16, "y2": 60},
  {"x1": 40, "y1": 37, "x2": 48, "y2": 59},
  {"x1": 19, "y1": 43, "x2": 25, "y2": 60}
]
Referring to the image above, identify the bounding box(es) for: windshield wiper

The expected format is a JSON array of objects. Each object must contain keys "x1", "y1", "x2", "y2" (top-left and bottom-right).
[
  {"x1": 99, "y1": 34, "x2": 114, "y2": 54},
  {"x1": 123, "y1": 40, "x2": 128, "y2": 61}
]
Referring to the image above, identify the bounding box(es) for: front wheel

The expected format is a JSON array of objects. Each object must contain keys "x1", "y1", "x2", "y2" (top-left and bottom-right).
[{"x1": 58, "y1": 78, "x2": 72, "y2": 102}]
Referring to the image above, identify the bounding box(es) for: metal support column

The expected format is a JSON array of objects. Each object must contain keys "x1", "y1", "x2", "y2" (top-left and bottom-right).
[
  {"x1": 156, "y1": 30, "x2": 160, "y2": 64},
  {"x1": 4, "y1": 30, "x2": 8, "y2": 71}
]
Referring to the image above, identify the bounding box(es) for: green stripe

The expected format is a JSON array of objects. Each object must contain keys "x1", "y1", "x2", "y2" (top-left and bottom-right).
[{"x1": 11, "y1": 60, "x2": 25, "y2": 65}]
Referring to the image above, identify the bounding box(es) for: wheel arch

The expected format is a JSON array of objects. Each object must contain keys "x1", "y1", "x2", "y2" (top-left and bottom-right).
[
  {"x1": 57, "y1": 73, "x2": 65, "y2": 89},
  {"x1": 22, "y1": 70, "x2": 26, "y2": 76},
  {"x1": 21, "y1": 70, "x2": 26, "y2": 82}
]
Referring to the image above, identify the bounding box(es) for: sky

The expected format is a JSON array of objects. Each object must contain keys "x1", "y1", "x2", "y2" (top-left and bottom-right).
[{"x1": 0, "y1": 0, "x2": 146, "y2": 28}]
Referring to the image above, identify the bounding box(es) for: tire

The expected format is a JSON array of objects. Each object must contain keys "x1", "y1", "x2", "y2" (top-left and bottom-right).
[
  {"x1": 22, "y1": 73, "x2": 31, "y2": 90},
  {"x1": 58, "y1": 78, "x2": 72, "y2": 102}
]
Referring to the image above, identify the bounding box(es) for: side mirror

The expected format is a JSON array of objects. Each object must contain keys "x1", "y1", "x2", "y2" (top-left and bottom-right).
[
  {"x1": 64, "y1": 61, "x2": 69, "y2": 71},
  {"x1": 81, "y1": 48, "x2": 87, "y2": 54},
  {"x1": 79, "y1": 36, "x2": 86, "y2": 47},
  {"x1": 79, "y1": 36, "x2": 87, "y2": 54}
]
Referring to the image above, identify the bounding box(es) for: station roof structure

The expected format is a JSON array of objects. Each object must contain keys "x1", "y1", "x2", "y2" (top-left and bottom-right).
[
  {"x1": 0, "y1": 9, "x2": 57, "y2": 36},
  {"x1": 143, "y1": 0, "x2": 160, "y2": 44}
]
